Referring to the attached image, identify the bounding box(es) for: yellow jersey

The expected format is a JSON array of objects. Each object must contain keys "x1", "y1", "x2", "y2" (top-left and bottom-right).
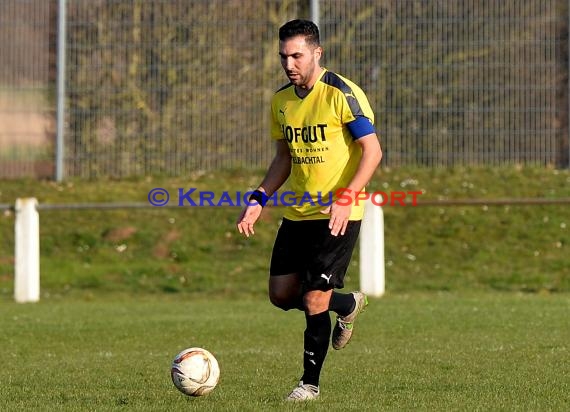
[{"x1": 270, "y1": 69, "x2": 376, "y2": 221}]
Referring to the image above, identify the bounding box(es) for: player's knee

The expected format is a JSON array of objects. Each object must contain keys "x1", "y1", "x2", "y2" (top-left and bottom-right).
[
  {"x1": 269, "y1": 291, "x2": 302, "y2": 311},
  {"x1": 303, "y1": 290, "x2": 332, "y2": 315},
  {"x1": 269, "y1": 295, "x2": 294, "y2": 311}
]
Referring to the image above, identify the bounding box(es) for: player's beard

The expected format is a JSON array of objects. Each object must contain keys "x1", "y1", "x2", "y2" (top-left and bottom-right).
[{"x1": 288, "y1": 61, "x2": 318, "y2": 89}]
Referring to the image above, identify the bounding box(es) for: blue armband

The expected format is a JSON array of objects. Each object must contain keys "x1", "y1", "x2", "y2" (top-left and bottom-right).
[{"x1": 347, "y1": 116, "x2": 375, "y2": 140}]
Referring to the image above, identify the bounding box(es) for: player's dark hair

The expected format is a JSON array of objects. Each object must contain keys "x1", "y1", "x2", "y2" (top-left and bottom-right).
[{"x1": 279, "y1": 19, "x2": 320, "y2": 46}]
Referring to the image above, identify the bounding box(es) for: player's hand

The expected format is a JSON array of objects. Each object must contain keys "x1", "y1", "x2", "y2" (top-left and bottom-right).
[
  {"x1": 321, "y1": 201, "x2": 352, "y2": 236},
  {"x1": 236, "y1": 204, "x2": 263, "y2": 237}
]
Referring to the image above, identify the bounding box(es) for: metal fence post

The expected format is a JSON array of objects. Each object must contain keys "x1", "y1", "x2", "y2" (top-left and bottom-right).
[
  {"x1": 310, "y1": 0, "x2": 319, "y2": 29},
  {"x1": 55, "y1": 0, "x2": 67, "y2": 182}
]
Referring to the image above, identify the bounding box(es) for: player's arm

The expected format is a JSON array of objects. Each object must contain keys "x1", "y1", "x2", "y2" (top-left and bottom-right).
[
  {"x1": 256, "y1": 139, "x2": 292, "y2": 196},
  {"x1": 343, "y1": 132, "x2": 382, "y2": 197},
  {"x1": 236, "y1": 139, "x2": 291, "y2": 237},
  {"x1": 326, "y1": 117, "x2": 382, "y2": 236}
]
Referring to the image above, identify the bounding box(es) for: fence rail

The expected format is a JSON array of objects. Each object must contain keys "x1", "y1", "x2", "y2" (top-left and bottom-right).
[{"x1": 1, "y1": 0, "x2": 569, "y2": 179}]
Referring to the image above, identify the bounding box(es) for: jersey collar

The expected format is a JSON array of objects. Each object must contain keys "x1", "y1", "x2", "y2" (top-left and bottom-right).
[{"x1": 294, "y1": 68, "x2": 327, "y2": 99}]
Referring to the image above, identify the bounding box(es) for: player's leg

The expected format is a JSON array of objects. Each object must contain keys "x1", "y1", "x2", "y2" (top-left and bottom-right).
[
  {"x1": 307, "y1": 219, "x2": 367, "y2": 350},
  {"x1": 300, "y1": 289, "x2": 332, "y2": 384},
  {"x1": 286, "y1": 288, "x2": 331, "y2": 401},
  {"x1": 328, "y1": 290, "x2": 357, "y2": 316},
  {"x1": 268, "y1": 273, "x2": 304, "y2": 311},
  {"x1": 268, "y1": 218, "x2": 307, "y2": 311},
  {"x1": 331, "y1": 291, "x2": 368, "y2": 350},
  {"x1": 288, "y1": 219, "x2": 363, "y2": 400}
]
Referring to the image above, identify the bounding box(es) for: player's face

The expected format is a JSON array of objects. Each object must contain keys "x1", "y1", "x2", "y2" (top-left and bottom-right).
[{"x1": 279, "y1": 35, "x2": 322, "y2": 89}]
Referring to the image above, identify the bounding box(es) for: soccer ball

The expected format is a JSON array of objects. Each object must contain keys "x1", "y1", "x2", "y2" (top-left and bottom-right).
[{"x1": 170, "y1": 347, "x2": 220, "y2": 397}]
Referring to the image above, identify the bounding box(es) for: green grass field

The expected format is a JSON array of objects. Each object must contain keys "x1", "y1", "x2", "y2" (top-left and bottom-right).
[
  {"x1": 0, "y1": 166, "x2": 569, "y2": 410},
  {"x1": 1, "y1": 293, "x2": 569, "y2": 411}
]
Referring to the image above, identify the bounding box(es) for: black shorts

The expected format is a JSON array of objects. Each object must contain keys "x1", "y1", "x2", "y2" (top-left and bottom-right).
[{"x1": 270, "y1": 218, "x2": 361, "y2": 291}]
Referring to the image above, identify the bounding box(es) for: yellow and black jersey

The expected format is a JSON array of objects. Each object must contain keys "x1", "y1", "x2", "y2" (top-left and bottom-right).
[{"x1": 270, "y1": 68, "x2": 376, "y2": 221}]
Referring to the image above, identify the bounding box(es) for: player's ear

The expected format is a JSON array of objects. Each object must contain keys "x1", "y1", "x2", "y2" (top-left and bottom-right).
[{"x1": 314, "y1": 46, "x2": 323, "y2": 61}]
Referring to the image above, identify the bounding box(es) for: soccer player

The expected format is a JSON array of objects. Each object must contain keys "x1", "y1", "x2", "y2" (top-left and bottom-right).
[{"x1": 237, "y1": 19, "x2": 382, "y2": 401}]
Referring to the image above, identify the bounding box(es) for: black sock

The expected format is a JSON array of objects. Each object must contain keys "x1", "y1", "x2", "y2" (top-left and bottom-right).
[
  {"x1": 328, "y1": 291, "x2": 356, "y2": 317},
  {"x1": 301, "y1": 311, "x2": 331, "y2": 387}
]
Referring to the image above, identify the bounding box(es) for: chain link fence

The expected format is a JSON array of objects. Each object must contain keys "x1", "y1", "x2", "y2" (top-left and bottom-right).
[{"x1": 0, "y1": 0, "x2": 568, "y2": 179}]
